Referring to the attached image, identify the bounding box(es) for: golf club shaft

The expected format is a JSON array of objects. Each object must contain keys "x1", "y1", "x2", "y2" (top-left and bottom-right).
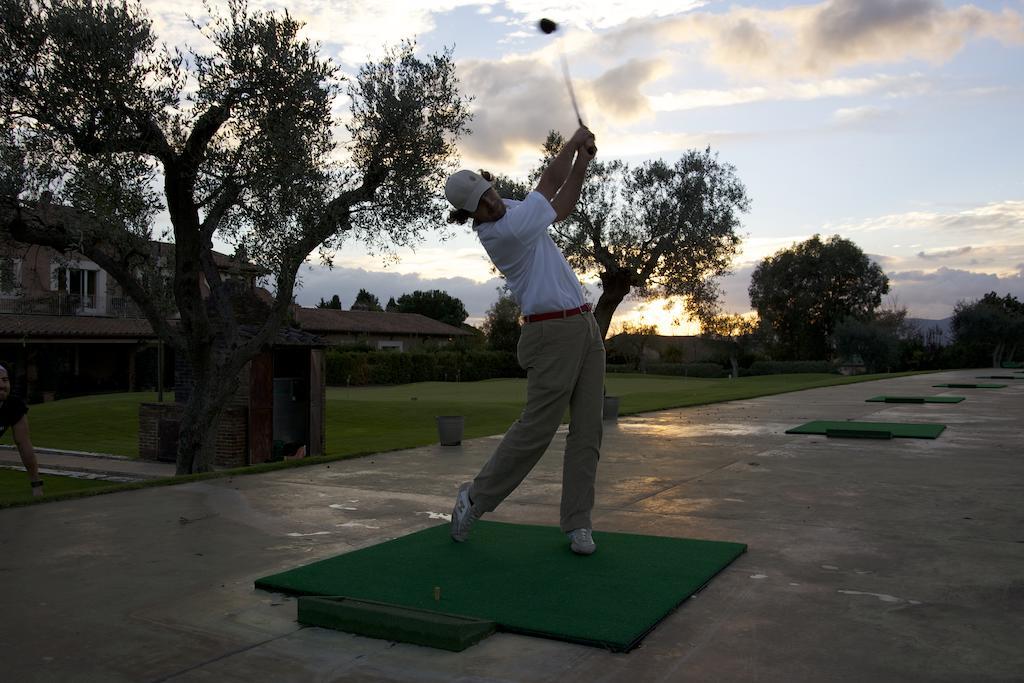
[{"x1": 559, "y1": 53, "x2": 597, "y2": 155}]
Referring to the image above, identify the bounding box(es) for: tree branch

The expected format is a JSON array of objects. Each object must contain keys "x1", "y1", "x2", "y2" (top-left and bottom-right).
[
  {"x1": 51, "y1": 103, "x2": 174, "y2": 162},
  {"x1": 200, "y1": 179, "x2": 240, "y2": 238},
  {"x1": 1, "y1": 196, "x2": 183, "y2": 349},
  {"x1": 183, "y1": 103, "x2": 232, "y2": 170}
]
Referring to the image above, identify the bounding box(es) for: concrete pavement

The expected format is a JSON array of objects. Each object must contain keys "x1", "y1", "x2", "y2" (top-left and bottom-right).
[
  {"x1": 0, "y1": 446, "x2": 176, "y2": 480},
  {"x1": 1, "y1": 370, "x2": 1022, "y2": 682}
]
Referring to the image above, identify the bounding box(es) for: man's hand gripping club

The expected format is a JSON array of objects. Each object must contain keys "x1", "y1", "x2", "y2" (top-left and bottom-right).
[{"x1": 535, "y1": 126, "x2": 597, "y2": 222}]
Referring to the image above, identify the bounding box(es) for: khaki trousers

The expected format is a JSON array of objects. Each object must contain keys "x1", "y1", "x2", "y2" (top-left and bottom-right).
[{"x1": 469, "y1": 311, "x2": 605, "y2": 532}]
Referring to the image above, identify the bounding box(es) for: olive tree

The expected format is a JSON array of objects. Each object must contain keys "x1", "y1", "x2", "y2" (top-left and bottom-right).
[
  {"x1": 531, "y1": 133, "x2": 749, "y2": 339},
  {"x1": 0, "y1": 0, "x2": 471, "y2": 473}
]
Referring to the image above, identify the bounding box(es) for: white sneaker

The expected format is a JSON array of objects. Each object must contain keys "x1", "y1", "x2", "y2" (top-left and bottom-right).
[
  {"x1": 450, "y1": 482, "x2": 480, "y2": 542},
  {"x1": 567, "y1": 528, "x2": 596, "y2": 555}
]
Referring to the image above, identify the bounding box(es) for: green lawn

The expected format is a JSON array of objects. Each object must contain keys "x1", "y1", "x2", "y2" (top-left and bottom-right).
[
  {"x1": 3, "y1": 391, "x2": 170, "y2": 457},
  {"x1": 0, "y1": 468, "x2": 116, "y2": 505},
  {"x1": 10, "y1": 372, "x2": 926, "y2": 459}
]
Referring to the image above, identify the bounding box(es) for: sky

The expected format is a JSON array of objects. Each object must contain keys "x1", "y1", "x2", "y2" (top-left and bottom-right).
[{"x1": 147, "y1": 0, "x2": 1024, "y2": 332}]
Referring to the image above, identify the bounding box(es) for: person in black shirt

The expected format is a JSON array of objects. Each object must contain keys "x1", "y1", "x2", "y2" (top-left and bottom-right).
[{"x1": 0, "y1": 364, "x2": 43, "y2": 497}]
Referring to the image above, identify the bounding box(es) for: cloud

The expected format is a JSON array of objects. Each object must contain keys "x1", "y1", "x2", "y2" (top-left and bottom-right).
[
  {"x1": 802, "y1": 0, "x2": 1024, "y2": 72},
  {"x1": 888, "y1": 265, "x2": 1024, "y2": 318},
  {"x1": 456, "y1": 56, "x2": 693, "y2": 168},
  {"x1": 456, "y1": 57, "x2": 578, "y2": 166},
  {"x1": 828, "y1": 203, "x2": 1024, "y2": 276},
  {"x1": 601, "y1": 0, "x2": 1024, "y2": 80},
  {"x1": 329, "y1": 244, "x2": 496, "y2": 283},
  {"x1": 832, "y1": 104, "x2": 896, "y2": 128},
  {"x1": 591, "y1": 58, "x2": 671, "y2": 120},
  {"x1": 734, "y1": 235, "x2": 815, "y2": 264},
  {"x1": 897, "y1": 244, "x2": 1024, "y2": 273},
  {"x1": 294, "y1": 262, "x2": 506, "y2": 320},
  {"x1": 147, "y1": 0, "x2": 493, "y2": 65},
  {"x1": 649, "y1": 73, "x2": 930, "y2": 112},
  {"x1": 487, "y1": 1, "x2": 707, "y2": 31},
  {"x1": 833, "y1": 201, "x2": 1024, "y2": 241},
  {"x1": 716, "y1": 263, "x2": 757, "y2": 314},
  {"x1": 916, "y1": 245, "x2": 973, "y2": 260}
]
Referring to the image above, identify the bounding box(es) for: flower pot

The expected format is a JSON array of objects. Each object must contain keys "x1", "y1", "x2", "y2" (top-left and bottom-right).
[
  {"x1": 436, "y1": 415, "x2": 465, "y2": 446},
  {"x1": 602, "y1": 396, "x2": 620, "y2": 421}
]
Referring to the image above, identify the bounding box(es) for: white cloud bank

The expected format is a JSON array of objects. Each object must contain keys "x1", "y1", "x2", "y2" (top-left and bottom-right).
[{"x1": 601, "y1": 0, "x2": 1024, "y2": 80}]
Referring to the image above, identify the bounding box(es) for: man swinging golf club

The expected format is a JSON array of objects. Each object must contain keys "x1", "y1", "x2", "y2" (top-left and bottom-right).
[{"x1": 444, "y1": 125, "x2": 603, "y2": 555}]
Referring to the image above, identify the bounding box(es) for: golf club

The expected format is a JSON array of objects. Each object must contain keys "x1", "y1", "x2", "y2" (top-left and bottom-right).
[{"x1": 538, "y1": 18, "x2": 597, "y2": 155}]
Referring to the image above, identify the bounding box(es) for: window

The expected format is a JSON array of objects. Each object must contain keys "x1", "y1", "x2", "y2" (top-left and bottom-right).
[
  {"x1": 56, "y1": 267, "x2": 98, "y2": 308},
  {"x1": 377, "y1": 340, "x2": 403, "y2": 352}
]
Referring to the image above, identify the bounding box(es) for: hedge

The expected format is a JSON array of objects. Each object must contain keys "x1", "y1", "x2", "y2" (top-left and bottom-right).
[
  {"x1": 326, "y1": 350, "x2": 524, "y2": 386},
  {"x1": 607, "y1": 360, "x2": 839, "y2": 377},
  {"x1": 607, "y1": 362, "x2": 727, "y2": 378},
  {"x1": 743, "y1": 360, "x2": 837, "y2": 375}
]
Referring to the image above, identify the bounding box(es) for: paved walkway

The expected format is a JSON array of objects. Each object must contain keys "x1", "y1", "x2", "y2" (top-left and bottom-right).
[
  {"x1": 1, "y1": 370, "x2": 1022, "y2": 682},
  {"x1": 0, "y1": 445, "x2": 175, "y2": 480}
]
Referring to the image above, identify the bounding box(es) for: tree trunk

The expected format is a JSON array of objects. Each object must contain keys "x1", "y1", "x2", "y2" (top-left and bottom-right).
[
  {"x1": 992, "y1": 342, "x2": 1004, "y2": 369},
  {"x1": 175, "y1": 360, "x2": 240, "y2": 474},
  {"x1": 730, "y1": 354, "x2": 739, "y2": 379},
  {"x1": 594, "y1": 272, "x2": 632, "y2": 340}
]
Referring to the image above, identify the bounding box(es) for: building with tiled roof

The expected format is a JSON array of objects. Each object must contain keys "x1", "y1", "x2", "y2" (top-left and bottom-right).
[
  {"x1": 1, "y1": 238, "x2": 474, "y2": 399},
  {"x1": 292, "y1": 307, "x2": 470, "y2": 351}
]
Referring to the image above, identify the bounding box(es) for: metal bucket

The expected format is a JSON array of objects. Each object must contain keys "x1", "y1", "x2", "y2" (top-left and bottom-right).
[{"x1": 436, "y1": 415, "x2": 465, "y2": 446}]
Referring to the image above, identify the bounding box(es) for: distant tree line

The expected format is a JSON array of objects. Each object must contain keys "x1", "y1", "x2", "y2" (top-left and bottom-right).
[
  {"x1": 709, "y1": 234, "x2": 1023, "y2": 372},
  {"x1": 314, "y1": 288, "x2": 468, "y2": 327},
  {"x1": 316, "y1": 239, "x2": 1021, "y2": 376}
]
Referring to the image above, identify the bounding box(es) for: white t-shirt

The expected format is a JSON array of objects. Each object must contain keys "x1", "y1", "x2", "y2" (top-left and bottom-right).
[{"x1": 474, "y1": 191, "x2": 586, "y2": 316}]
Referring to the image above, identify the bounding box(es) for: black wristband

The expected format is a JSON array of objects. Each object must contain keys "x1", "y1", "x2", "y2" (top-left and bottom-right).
[{"x1": 30, "y1": 479, "x2": 44, "y2": 488}]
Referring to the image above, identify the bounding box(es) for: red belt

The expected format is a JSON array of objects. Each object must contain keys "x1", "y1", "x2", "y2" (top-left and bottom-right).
[{"x1": 524, "y1": 303, "x2": 591, "y2": 323}]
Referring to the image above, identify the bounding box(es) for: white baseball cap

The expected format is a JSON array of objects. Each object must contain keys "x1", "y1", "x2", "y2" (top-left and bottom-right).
[{"x1": 445, "y1": 170, "x2": 492, "y2": 212}]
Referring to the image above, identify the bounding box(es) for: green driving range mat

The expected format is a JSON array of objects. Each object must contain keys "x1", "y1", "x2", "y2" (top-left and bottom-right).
[
  {"x1": 933, "y1": 383, "x2": 1006, "y2": 388},
  {"x1": 866, "y1": 395, "x2": 964, "y2": 403},
  {"x1": 256, "y1": 521, "x2": 746, "y2": 652},
  {"x1": 786, "y1": 420, "x2": 945, "y2": 439}
]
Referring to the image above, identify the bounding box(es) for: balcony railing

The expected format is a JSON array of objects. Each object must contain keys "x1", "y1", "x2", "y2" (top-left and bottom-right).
[{"x1": 0, "y1": 293, "x2": 146, "y2": 318}]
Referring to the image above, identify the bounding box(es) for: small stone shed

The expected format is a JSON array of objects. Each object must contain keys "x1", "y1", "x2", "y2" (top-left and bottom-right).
[{"x1": 139, "y1": 326, "x2": 327, "y2": 468}]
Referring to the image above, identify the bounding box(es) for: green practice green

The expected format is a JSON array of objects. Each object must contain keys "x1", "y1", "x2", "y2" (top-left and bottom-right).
[
  {"x1": 786, "y1": 420, "x2": 945, "y2": 439},
  {"x1": 256, "y1": 521, "x2": 746, "y2": 651},
  {"x1": 865, "y1": 396, "x2": 964, "y2": 403}
]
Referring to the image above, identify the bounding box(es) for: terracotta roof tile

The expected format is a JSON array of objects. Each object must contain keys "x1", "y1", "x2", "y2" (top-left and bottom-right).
[
  {"x1": 0, "y1": 309, "x2": 466, "y2": 342},
  {"x1": 238, "y1": 324, "x2": 326, "y2": 347},
  {"x1": 293, "y1": 308, "x2": 470, "y2": 336},
  {"x1": 0, "y1": 314, "x2": 156, "y2": 339}
]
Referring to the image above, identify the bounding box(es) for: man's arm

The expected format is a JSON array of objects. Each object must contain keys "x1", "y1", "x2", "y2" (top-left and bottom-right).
[
  {"x1": 550, "y1": 150, "x2": 593, "y2": 222},
  {"x1": 12, "y1": 416, "x2": 43, "y2": 496},
  {"x1": 535, "y1": 127, "x2": 596, "y2": 201}
]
